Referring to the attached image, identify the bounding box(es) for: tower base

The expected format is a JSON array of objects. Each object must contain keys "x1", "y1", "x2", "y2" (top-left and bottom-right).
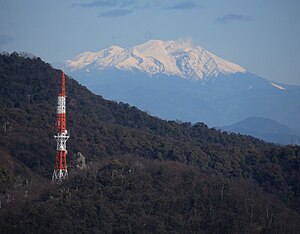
[{"x1": 52, "y1": 169, "x2": 68, "y2": 184}]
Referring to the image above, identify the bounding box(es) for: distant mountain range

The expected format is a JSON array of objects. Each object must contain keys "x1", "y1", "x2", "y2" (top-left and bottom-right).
[
  {"x1": 67, "y1": 39, "x2": 245, "y2": 80},
  {"x1": 65, "y1": 40, "x2": 300, "y2": 139},
  {"x1": 221, "y1": 117, "x2": 300, "y2": 145}
]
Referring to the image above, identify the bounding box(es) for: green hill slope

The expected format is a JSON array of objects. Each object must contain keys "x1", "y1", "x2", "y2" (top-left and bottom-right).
[{"x1": 0, "y1": 52, "x2": 300, "y2": 233}]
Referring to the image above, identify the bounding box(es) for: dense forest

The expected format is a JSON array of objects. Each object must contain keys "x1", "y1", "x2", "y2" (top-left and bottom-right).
[{"x1": 0, "y1": 52, "x2": 299, "y2": 233}]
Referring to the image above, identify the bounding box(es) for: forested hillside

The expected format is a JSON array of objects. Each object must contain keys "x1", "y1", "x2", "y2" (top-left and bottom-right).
[{"x1": 0, "y1": 52, "x2": 299, "y2": 233}]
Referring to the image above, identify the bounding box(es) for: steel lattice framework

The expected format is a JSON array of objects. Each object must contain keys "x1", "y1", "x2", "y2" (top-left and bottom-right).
[{"x1": 52, "y1": 71, "x2": 69, "y2": 183}]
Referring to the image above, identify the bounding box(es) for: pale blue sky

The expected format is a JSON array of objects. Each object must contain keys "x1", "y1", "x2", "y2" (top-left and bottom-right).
[{"x1": 0, "y1": 0, "x2": 300, "y2": 85}]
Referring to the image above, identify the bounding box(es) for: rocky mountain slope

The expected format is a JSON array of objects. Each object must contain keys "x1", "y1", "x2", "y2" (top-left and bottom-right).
[{"x1": 67, "y1": 39, "x2": 246, "y2": 80}]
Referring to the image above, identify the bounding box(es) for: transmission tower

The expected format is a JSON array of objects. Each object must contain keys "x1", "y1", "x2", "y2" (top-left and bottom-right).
[{"x1": 52, "y1": 71, "x2": 70, "y2": 183}]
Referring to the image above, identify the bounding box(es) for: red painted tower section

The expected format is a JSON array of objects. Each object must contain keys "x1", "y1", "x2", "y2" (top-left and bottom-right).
[{"x1": 52, "y1": 71, "x2": 69, "y2": 183}]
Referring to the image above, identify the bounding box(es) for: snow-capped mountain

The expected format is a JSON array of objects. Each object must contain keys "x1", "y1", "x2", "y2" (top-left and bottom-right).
[
  {"x1": 64, "y1": 40, "x2": 300, "y2": 140},
  {"x1": 67, "y1": 40, "x2": 246, "y2": 80}
]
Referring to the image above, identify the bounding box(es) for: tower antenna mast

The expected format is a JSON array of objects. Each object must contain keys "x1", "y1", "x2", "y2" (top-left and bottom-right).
[{"x1": 52, "y1": 71, "x2": 69, "y2": 183}]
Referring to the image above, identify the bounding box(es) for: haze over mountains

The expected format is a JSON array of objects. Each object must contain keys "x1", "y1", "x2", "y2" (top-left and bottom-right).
[
  {"x1": 65, "y1": 40, "x2": 300, "y2": 143},
  {"x1": 222, "y1": 117, "x2": 300, "y2": 145}
]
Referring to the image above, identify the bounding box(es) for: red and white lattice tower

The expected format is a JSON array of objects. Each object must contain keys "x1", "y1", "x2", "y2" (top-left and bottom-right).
[{"x1": 52, "y1": 71, "x2": 69, "y2": 183}]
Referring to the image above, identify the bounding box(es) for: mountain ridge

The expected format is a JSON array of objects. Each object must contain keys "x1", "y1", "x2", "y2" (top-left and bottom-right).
[
  {"x1": 67, "y1": 67, "x2": 300, "y2": 135},
  {"x1": 63, "y1": 40, "x2": 300, "y2": 137},
  {"x1": 222, "y1": 117, "x2": 300, "y2": 145},
  {"x1": 1, "y1": 52, "x2": 300, "y2": 233},
  {"x1": 66, "y1": 39, "x2": 246, "y2": 80}
]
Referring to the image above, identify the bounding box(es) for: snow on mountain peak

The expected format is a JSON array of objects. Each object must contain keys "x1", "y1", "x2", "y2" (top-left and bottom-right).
[
  {"x1": 271, "y1": 82, "x2": 286, "y2": 90},
  {"x1": 66, "y1": 39, "x2": 246, "y2": 79}
]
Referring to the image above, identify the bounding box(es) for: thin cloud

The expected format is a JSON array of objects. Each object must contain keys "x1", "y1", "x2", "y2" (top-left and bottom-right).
[
  {"x1": 216, "y1": 13, "x2": 253, "y2": 24},
  {"x1": 174, "y1": 37, "x2": 194, "y2": 49},
  {"x1": 72, "y1": 0, "x2": 115, "y2": 8},
  {"x1": 98, "y1": 9, "x2": 132, "y2": 18},
  {"x1": 0, "y1": 35, "x2": 14, "y2": 46},
  {"x1": 73, "y1": 0, "x2": 136, "y2": 8},
  {"x1": 119, "y1": 0, "x2": 136, "y2": 8},
  {"x1": 167, "y1": 1, "x2": 198, "y2": 10}
]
